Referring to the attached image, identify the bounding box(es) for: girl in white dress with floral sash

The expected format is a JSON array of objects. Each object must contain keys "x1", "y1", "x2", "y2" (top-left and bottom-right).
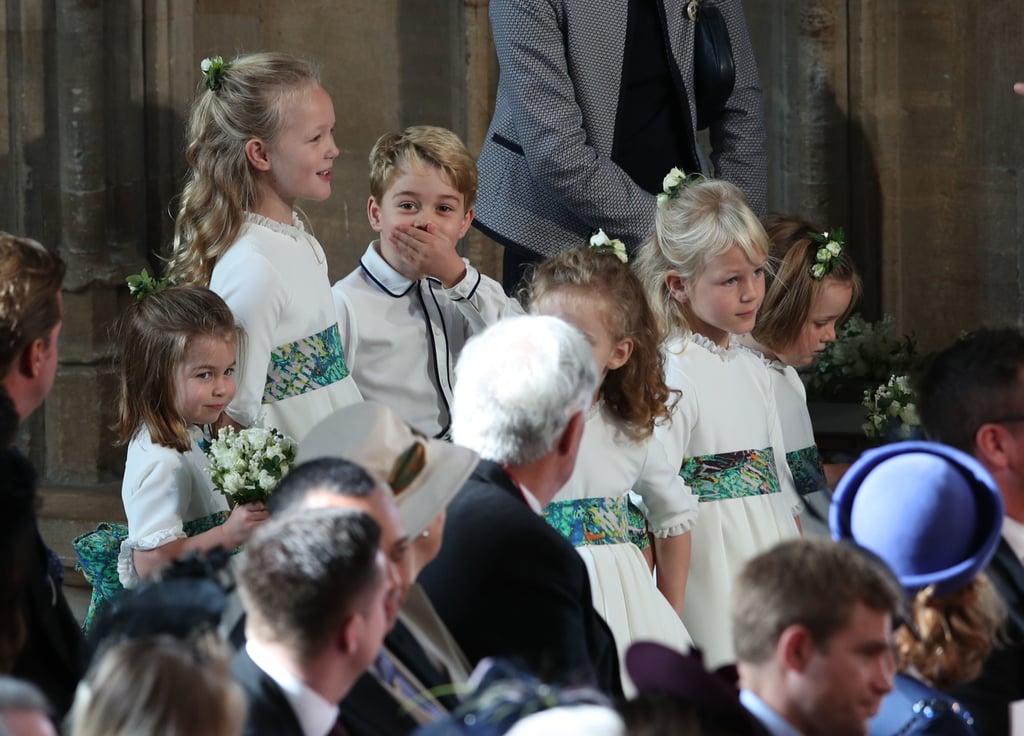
[
  {"x1": 738, "y1": 215, "x2": 861, "y2": 535},
  {"x1": 635, "y1": 175, "x2": 802, "y2": 668},
  {"x1": 166, "y1": 53, "x2": 361, "y2": 442},
  {"x1": 528, "y1": 246, "x2": 697, "y2": 693}
]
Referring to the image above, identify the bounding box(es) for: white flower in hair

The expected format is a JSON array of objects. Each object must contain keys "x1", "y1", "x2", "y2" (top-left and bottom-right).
[{"x1": 588, "y1": 229, "x2": 628, "y2": 263}]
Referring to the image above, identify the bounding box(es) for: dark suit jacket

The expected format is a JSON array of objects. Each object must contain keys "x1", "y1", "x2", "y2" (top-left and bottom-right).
[
  {"x1": 949, "y1": 539, "x2": 1024, "y2": 736},
  {"x1": 232, "y1": 649, "x2": 305, "y2": 736},
  {"x1": 871, "y1": 674, "x2": 976, "y2": 735},
  {"x1": 10, "y1": 529, "x2": 83, "y2": 719},
  {"x1": 418, "y1": 460, "x2": 622, "y2": 695},
  {"x1": 339, "y1": 621, "x2": 459, "y2": 736}
]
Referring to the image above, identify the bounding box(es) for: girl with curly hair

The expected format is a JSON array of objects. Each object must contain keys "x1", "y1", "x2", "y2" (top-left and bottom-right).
[{"x1": 526, "y1": 246, "x2": 695, "y2": 693}]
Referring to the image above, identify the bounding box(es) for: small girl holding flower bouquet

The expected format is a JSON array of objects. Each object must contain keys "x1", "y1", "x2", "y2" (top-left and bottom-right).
[{"x1": 113, "y1": 284, "x2": 268, "y2": 589}]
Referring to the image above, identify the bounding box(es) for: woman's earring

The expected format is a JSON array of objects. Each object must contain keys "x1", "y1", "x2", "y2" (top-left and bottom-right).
[{"x1": 420, "y1": 530, "x2": 430, "y2": 538}]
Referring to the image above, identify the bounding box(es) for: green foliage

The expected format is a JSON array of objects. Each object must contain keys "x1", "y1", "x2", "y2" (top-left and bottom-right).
[{"x1": 806, "y1": 314, "x2": 918, "y2": 402}]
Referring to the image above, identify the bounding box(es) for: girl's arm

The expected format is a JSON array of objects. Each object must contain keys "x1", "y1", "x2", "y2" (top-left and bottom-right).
[
  {"x1": 132, "y1": 502, "x2": 268, "y2": 579},
  {"x1": 653, "y1": 532, "x2": 691, "y2": 615}
]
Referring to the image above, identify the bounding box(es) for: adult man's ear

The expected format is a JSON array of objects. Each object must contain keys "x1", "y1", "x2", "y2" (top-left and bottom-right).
[
  {"x1": 557, "y1": 410, "x2": 586, "y2": 459},
  {"x1": 778, "y1": 624, "x2": 815, "y2": 673},
  {"x1": 976, "y1": 423, "x2": 1012, "y2": 472},
  {"x1": 337, "y1": 613, "x2": 362, "y2": 656}
]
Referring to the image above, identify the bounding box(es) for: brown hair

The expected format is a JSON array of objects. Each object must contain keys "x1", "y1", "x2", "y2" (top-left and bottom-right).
[
  {"x1": 733, "y1": 538, "x2": 902, "y2": 665},
  {"x1": 895, "y1": 576, "x2": 1005, "y2": 691},
  {"x1": 634, "y1": 180, "x2": 770, "y2": 337},
  {"x1": 69, "y1": 634, "x2": 245, "y2": 736},
  {"x1": 0, "y1": 232, "x2": 65, "y2": 376},
  {"x1": 368, "y1": 125, "x2": 478, "y2": 210},
  {"x1": 752, "y1": 214, "x2": 862, "y2": 352},
  {"x1": 167, "y1": 53, "x2": 321, "y2": 286},
  {"x1": 238, "y1": 507, "x2": 383, "y2": 662},
  {"x1": 526, "y1": 247, "x2": 676, "y2": 441},
  {"x1": 114, "y1": 286, "x2": 240, "y2": 452}
]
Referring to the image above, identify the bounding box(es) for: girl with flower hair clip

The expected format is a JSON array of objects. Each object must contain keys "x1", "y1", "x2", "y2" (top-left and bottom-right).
[
  {"x1": 165, "y1": 52, "x2": 361, "y2": 443},
  {"x1": 88, "y1": 286, "x2": 267, "y2": 600},
  {"x1": 634, "y1": 176, "x2": 802, "y2": 668},
  {"x1": 526, "y1": 245, "x2": 696, "y2": 694},
  {"x1": 738, "y1": 214, "x2": 862, "y2": 532}
]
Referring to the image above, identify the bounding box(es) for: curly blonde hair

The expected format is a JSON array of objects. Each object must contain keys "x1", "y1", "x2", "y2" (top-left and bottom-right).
[
  {"x1": 0, "y1": 232, "x2": 65, "y2": 376},
  {"x1": 634, "y1": 179, "x2": 769, "y2": 337},
  {"x1": 752, "y1": 214, "x2": 862, "y2": 353},
  {"x1": 166, "y1": 53, "x2": 320, "y2": 286},
  {"x1": 895, "y1": 575, "x2": 1006, "y2": 691},
  {"x1": 525, "y1": 247, "x2": 677, "y2": 441}
]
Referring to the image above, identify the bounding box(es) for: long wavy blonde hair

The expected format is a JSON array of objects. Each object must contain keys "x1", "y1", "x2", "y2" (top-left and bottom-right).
[{"x1": 166, "y1": 53, "x2": 320, "y2": 286}]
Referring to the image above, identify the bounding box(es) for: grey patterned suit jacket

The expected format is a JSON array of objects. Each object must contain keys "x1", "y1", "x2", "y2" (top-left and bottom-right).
[{"x1": 474, "y1": 0, "x2": 767, "y2": 258}]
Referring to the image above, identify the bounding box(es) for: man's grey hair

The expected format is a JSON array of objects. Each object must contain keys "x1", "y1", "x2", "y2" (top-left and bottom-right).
[
  {"x1": 0, "y1": 676, "x2": 51, "y2": 736},
  {"x1": 452, "y1": 315, "x2": 598, "y2": 465}
]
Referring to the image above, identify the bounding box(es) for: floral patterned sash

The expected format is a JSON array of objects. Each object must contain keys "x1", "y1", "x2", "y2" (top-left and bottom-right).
[
  {"x1": 680, "y1": 447, "x2": 781, "y2": 502},
  {"x1": 786, "y1": 445, "x2": 827, "y2": 497},
  {"x1": 263, "y1": 323, "x2": 350, "y2": 403},
  {"x1": 543, "y1": 496, "x2": 632, "y2": 547}
]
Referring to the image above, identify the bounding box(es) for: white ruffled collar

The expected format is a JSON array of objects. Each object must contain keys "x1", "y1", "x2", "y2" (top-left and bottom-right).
[
  {"x1": 734, "y1": 342, "x2": 786, "y2": 371},
  {"x1": 686, "y1": 332, "x2": 741, "y2": 361},
  {"x1": 244, "y1": 211, "x2": 306, "y2": 239}
]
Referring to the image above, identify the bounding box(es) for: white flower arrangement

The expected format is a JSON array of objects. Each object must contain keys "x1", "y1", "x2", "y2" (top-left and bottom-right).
[
  {"x1": 205, "y1": 425, "x2": 297, "y2": 506},
  {"x1": 862, "y1": 374, "x2": 922, "y2": 442},
  {"x1": 588, "y1": 229, "x2": 628, "y2": 263}
]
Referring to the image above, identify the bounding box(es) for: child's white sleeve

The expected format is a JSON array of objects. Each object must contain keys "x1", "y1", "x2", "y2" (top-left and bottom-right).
[
  {"x1": 635, "y1": 433, "x2": 699, "y2": 537},
  {"x1": 210, "y1": 252, "x2": 288, "y2": 427},
  {"x1": 119, "y1": 446, "x2": 191, "y2": 587},
  {"x1": 653, "y1": 360, "x2": 698, "y2": 477},
  {"x1": 444, "y1": 258, "x2": 524, "y2": 334}
]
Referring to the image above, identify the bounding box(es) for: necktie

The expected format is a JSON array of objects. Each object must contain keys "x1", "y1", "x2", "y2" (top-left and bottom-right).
[{"x1": 373, "y1": 650, "x2": 447, "y2": 724}]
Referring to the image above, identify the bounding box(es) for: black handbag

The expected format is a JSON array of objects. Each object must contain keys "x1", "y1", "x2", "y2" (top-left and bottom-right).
[{"x1": 688, "y1": 0, "x2": 736, "y2": 130}]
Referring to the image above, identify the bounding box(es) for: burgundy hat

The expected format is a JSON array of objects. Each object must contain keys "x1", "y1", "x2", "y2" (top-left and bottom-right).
[{"x1": 625, "y1": 642, "x2": 761, "y2": 735}]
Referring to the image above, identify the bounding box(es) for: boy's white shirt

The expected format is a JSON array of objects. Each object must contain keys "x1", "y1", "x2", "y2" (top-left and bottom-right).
[{"x1": 333, "y1": 241, "x2": 523, "y2": 438}]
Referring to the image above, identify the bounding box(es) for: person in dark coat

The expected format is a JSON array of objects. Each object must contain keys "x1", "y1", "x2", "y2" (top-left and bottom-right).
[{"x1": 915, "y1": 327, "x2": 1024, "y2": 736}]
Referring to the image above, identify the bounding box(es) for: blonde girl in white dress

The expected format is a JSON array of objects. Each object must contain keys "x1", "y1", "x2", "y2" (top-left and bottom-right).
[
  {"x1": 635, "y1": 177, "x2": 802, "y2": 668},
  {"x1": 166, "y1": 53, "x2": 361, "y2": 442},
  {"x1": 738, "y1": 214, "x2": 862, "y2": 535},
  {"x1": 527, "y1": 246, "x2": 697, "y2": 693}
]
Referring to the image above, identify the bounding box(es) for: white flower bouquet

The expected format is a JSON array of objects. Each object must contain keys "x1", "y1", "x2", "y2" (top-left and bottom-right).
[
  {"x1": 206, "y1": 425, "x2": 297, "y2": 505},
  {"x1": 862, "y1": 374, "x2": 922, "y2": 442}
]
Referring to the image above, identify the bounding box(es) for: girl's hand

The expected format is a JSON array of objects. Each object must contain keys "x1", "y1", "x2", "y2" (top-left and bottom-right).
[
  {"x1": 390, "y1": 223, "x2": 466, "y2": 287},
  {"x1": 222, "y1": 500, "x2": 269, "y2": 548}
]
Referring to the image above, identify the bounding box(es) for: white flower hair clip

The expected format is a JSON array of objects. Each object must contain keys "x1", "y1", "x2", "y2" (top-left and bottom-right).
[
  {"x1": 589, "y1": 229, "x2": 628, "y2": 263},
  {"x1": 808, "y1": 227, "x2": 846, "y2": 280},
  {"x1": 656, "y1": 166, "x2": 705, "y2": 207}
]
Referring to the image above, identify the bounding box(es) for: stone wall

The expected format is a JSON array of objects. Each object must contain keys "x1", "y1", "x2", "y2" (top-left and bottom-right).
[{"x1": 2, "y1": 0, "x2": 1022, "y2": 501}]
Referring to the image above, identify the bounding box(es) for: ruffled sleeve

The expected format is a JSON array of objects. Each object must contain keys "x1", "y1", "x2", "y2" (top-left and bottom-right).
[
  {"x1": 634, "y1": 432, "x2": 699, "y2": 537},
  {"x1": 117, "y1": 436, "x2": 194, "y2": 588}
]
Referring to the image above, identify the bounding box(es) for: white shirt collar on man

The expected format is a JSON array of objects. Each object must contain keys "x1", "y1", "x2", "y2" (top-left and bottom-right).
[
  {"x1": 246, "y1": 639, "x2": 339, "y2": 736},
  {"x1": 1002, "y1": 515, "x2": 1024, "y2": 564},
  {"x1": 740, "y1": 689, "x2": 804, "y2": 736}
]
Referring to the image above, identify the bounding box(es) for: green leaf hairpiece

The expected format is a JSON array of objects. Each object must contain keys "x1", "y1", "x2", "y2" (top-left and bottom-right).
[
  {"x1": 126, "y1": 268, "x2": 171, "y2": 301},
  {"x1": 588, "y1": 229, "x2": 628, "y2": 263},
  {"x1": 200, "y1": 55, "x2": 230, "y2": 91},
  {"x1": 808, "y1": 227, "x2": 846, "y2": 280},
  {"x1": 656, "y1": 166, "x2": 705, "y2": 208}
]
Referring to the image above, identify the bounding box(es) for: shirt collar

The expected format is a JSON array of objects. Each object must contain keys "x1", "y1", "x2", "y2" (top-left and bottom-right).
[
  {"x1": 246, "y1": 640, "x2": 339, "y2": 736},
  {"x1": 359, "y1": 241, "x2": 416, "y2": 297},
  {"x1": 1003, "y1": 515, "x2": 1024, "y2": 564},
  {"x1": 739, "y1": 690, "x2": 805, "y2": 736}
]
